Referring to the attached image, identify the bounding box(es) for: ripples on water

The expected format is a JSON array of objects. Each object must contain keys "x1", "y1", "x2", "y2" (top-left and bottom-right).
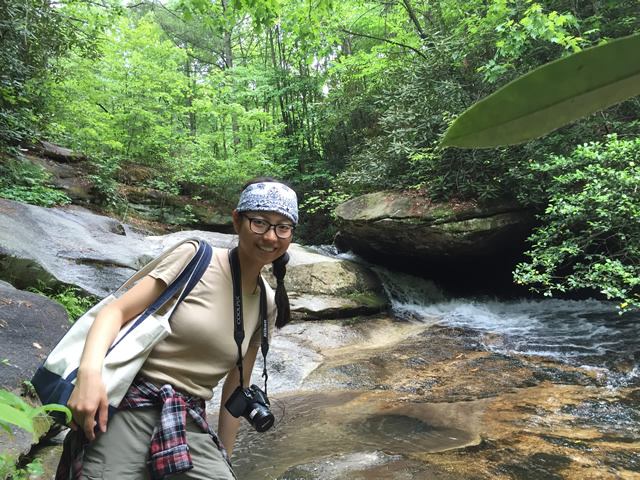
[{"x1": 374, "y1": 266, "x2": 640, "y2": 387}]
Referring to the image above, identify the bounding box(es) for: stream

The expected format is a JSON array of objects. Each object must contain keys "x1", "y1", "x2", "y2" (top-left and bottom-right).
[{"x1": 228, "y1": 267, "x2": 640, "y2": 479}]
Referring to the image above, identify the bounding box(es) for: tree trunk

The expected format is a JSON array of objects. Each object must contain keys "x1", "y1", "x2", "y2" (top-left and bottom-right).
[
  {"x1": 185, "y1": 59, "x2": 196, "y2": 137},
  {"x1": 221, "y1": 0, "x2": 240, "y2": 146}
]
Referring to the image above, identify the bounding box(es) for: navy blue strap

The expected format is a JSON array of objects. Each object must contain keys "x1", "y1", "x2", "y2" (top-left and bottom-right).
[{"x1": 107, "y1": 241, "x2": 212, "y2": 354}]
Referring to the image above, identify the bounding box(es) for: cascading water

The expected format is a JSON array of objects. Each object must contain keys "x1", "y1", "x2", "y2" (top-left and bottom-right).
[{"x1": 373, "y1": 264, "x2": 640, "y2": 389}]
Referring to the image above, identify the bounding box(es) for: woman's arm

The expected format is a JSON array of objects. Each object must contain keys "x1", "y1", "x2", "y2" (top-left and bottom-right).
[
  {"x1": 67, "y1": 275, "x2": 168, "y2": 440},
  {"x1": 217, "y1": 344, "x2": 259, "y2": 457}
]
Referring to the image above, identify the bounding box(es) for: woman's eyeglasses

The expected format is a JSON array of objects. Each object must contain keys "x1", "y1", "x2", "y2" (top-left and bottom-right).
[{"x1": 242, "y1": 213, "x2": 295, "y2": 239}]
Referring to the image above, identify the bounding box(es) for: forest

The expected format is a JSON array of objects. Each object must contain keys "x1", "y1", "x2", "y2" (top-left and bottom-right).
[{"x1": 1, "y1": 0, "x2": 639, "y2": 309}]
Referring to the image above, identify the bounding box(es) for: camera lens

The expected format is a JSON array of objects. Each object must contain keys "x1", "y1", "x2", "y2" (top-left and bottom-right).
[{"x1": 247, "y1": 404, "x2": 275, "y2": 432}]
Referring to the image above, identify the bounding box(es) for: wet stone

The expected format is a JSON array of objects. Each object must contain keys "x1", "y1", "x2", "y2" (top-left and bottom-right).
[
  {"x1": 498, "y1": 459, "x2": 568, "y2": 480},
  {"x1": 460, "y1": 438, "x2": 498, "y2": 453},
  {"x1": 484, "y1": 352, "x2": 526, "y2": 367},
  {"x1": 539, "y1": 435, "x2": 594, "y2": 451},
  {"x1": 562, "y1": 399, "x2": 640, "y2": 430},
  {"x1": 499, "y1": 452, "x2": 572, "y2": 479},
  {"x1": 532, "y1": 366, "x2": 594, "y2": 386},
  {"x1": 604, "y1": 451, "x2": 640, "y2": 473},
  {"x1": 627, "y1": 388, "x2": 640, "y2": 405},
  {"x1": 405, "y1": 356, "x2": 428, "y2": 367}
]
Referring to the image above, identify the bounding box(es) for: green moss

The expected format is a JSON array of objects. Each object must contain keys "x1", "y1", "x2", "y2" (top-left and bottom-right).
[{"x1": 343, "y1": 291, "x2": 388, "y2": 308}]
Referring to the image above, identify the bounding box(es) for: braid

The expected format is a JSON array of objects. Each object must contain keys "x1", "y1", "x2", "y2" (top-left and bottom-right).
[{"x1": 272, "y1": 252, "x2": 291, "y2": 328}]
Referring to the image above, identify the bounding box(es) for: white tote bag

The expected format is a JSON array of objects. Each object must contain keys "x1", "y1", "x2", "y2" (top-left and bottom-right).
[{"x1": 32, "y1": 238, "x2": 212, "y2": 422}]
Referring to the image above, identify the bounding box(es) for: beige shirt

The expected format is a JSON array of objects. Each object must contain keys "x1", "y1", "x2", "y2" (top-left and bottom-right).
[{"x1": 138, "y1": 241, "x2": 276, "y2": 400}]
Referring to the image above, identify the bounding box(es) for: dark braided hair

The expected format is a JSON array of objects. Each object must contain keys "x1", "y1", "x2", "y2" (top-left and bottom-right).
[
  {"x1": 272, "y1": 252, "x2": 291, "y2": 328},
  {"x1": 241, "y1": 177, "x2": 295, "y2": 329}
]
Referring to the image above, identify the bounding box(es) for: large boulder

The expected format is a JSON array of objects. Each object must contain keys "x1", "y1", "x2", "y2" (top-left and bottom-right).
[
  {"x1": 0, "y1": 281, "x2": 69, "y2": 474},
  {"x1": 37, "y1": 140, "x2": 86, "y2": 163},
  {"x1": 0, "y1": 282, "x2": 70, "y2": 392},
  {"x1": 335, "y1": 191, "x2": 536, "y2": 293},
  {"x1": 278, "y1": 245, "x2": 387, "y2": 320},
  {"x1": 335, "y1": 191, "x2": 534, "y2": 258},
  {"x1": 0, "y1": 198, "x2": 162, "y2": 297},
  {"x1": 0, "y1": 198, "x2": 387, "y2": 319}
]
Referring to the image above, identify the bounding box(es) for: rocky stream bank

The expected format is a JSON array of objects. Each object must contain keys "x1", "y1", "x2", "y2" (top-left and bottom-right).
[{"x1": 24, "y1": 316, "x2": 640, "y2": 480}]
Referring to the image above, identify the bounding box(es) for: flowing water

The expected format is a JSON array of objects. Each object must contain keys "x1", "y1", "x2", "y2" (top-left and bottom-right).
[
  {"x1": 229, "y1": 263, "x2": 640, "y2": 479},
  {"x1": 376, "y1": 267, "x2": 640, "y2": 388}
]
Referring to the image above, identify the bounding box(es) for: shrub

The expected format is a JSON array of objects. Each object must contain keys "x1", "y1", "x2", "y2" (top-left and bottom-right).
[
  {"x1": 0, "y1": 156, "x2": 71, "y2": 207},
  {"x1": 512, "y1": 135, "x2": 640, "y2": 312}
]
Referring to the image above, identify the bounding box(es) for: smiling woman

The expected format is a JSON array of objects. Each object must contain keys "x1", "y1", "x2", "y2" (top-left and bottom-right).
[{"x1": 56, "y1": 178, "x2": 299, "y2": 480}]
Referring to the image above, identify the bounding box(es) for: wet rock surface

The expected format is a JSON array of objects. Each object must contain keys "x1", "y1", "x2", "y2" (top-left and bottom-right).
[
  {"x1": 13, "y1": 314, "x2": 640, "y2": 479},
  {"x1": 17, "y1": 315, "x2": 640, "y2": 479},
  {"x1": 0, "y1": 199, "x2": 387, "y2": 317},
  {"x1": 227, "y1": 318, "x2": 640, "y2": 479},
  {"x1": 0, "y1": 282, "x2": 69, "y2": 392}
]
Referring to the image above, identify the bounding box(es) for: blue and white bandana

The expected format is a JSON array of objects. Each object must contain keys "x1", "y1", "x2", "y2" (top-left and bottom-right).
[{"x1": 236, "y1": 182, "x2": 299, "y2": 224}]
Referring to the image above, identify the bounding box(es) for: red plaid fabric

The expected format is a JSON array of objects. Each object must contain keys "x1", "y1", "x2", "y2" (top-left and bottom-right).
[{"x1": 56, "y1": 376, "x2": 232, "y2": 480}]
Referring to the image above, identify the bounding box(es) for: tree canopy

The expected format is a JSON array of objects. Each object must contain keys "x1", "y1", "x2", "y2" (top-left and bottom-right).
[{"x1": 1, "y1": 0, "x2": 639, "y2": 308}]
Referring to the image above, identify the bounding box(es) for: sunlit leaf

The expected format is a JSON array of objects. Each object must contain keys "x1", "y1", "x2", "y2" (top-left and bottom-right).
[
  {"x1": 41, "y1": 403, "x2": 72, "y2": 423},
  {"x1": 441, "y1": 33, "x2": 640, "y2": 149},
  {"x1": 0, "y1": 404, "x2": 35, "y2": 434}
]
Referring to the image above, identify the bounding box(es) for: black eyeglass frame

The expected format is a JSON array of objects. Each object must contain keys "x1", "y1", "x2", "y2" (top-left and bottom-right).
[{"x1": 240, "y1": 213, "x2": 296, "y2": 239}]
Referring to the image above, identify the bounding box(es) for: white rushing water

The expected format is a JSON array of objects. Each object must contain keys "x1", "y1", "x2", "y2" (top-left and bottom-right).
[
  {"x1": 310, "y1": 247, "x2": 640, "y2": 386},
  {"x1": 373, "y1": 265, "x2": 640, "y2": 387}
]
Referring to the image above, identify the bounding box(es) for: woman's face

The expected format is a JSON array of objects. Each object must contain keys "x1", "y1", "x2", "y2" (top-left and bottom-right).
[{"x1": 234, "y1": 210, "x2": 294, "y2": 268}]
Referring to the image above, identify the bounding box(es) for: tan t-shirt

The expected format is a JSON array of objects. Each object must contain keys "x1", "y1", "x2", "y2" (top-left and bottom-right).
[{"x1": 138, "y1": 241, "x2": 277, "y2": 400}]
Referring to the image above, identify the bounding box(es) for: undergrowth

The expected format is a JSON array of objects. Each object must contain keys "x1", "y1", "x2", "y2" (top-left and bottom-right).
[
  {"x1": 0, "y1": 154, "x2": 71, "y2": 207},
  {"x1": 27, "y1": 282, "x2": 98, "y2": 321}
]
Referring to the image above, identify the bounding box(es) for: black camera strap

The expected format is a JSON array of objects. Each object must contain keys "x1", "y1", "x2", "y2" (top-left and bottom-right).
[{"x1": 229, "y1": 247, "x2": 270, "y2": 395}]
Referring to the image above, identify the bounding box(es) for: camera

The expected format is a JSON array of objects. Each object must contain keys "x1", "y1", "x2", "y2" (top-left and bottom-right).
[{"x1": 225, "y1": 384, "x2": 274, "y2": 432}]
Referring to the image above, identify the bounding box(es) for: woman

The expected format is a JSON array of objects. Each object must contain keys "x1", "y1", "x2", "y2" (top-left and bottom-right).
[{"x1": 59, "y1": 179, "x2": 298, "y2": 480}]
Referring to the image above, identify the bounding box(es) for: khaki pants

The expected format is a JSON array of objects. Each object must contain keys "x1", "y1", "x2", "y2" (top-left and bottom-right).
[{"x1": 81, "y1": 407, "x2": 236, "y2": 480}]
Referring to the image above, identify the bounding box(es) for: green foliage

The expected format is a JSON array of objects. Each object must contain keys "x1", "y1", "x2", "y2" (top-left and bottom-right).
[
  {"x1": 0, "y1": 389, "x2": 70, "y2": 478},
  {"x1": 146, "y1": 179, "x2": 181, "y2": 196},
  {"x1": 0, "y1": 454, "x2": 44, "y2": 480},
  {"x1": 0, "y1": 0, "x2": 103, "y2": 148},
  {"x1": 297, "y1": 178, "x2": 352, "y2": 244},
  {"x1": 512, "y1": 135, "x2": 640, "y2": 312},
  {"x1": 0, "y1": 157, "x2": 71, "y2": 207},
  {"x1": 301, "y1": 188, "x2": 351, "y2": 218},
  {"x1": 87, "y1": 157, "x2": 123, "y2": 208},
  {"x1": 479, "y1": 2, "x2": 589, "y2": 84},
  {"x1": 0, "y1": 185, "x2": 71, "y2": 208},
  {"x1": 441, "y1": 33, "x2": 640, "y2": 148},
  {"x1": 27, "y1": 283, "x2": 98, "y2": 322},
  {"x1": 177, "y1": 204, "x2": 198, "y2": 225}
]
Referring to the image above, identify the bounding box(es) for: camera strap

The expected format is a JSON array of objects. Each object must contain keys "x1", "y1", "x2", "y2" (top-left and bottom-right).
[{"x1": 229, "y1": 247, "x2": 270, "y2": 395}]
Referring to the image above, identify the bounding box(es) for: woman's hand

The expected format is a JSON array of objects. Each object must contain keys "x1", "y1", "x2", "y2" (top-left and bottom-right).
[{"x1": 67, "y1": 368, "x2": 109, "y2": 440}]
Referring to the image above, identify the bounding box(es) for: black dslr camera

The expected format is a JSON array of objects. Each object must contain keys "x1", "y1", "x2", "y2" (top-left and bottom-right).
[{"x1": 225, "y1": 384, "x2": 274, "y2": 432}]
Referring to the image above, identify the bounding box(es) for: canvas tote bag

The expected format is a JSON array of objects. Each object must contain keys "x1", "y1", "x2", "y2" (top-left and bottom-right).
[{"x1": 32, "y1": 238, "x2": 212, "y2": 423}]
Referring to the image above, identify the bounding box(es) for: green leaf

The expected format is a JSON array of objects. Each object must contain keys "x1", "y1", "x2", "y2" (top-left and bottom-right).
[
  {"x1": 0, "y1": 404, "x2": 35, "y2": 434},
  {"x1": 441, "y1": 33, "x2": 640, "y2": 149},
  {"x1": 40, "y1": 403, "x2": 73, "y2": 423}
]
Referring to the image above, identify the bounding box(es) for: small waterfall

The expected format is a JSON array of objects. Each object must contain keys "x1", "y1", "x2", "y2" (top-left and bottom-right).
[
  {"x1": 370, "y1": 260, "x2": 640, "y2": 388},
  {"x1": 372, "y1": 266, "x2": 449, "y2": 320},
  {"x1": 312, "y1": 247, "x2": 640, "y2": 388}
]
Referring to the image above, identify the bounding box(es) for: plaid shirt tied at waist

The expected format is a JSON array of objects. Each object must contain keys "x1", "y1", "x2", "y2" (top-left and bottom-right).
[{"x1": 56, "y1": 376, "x2": 232, "y2": 480}]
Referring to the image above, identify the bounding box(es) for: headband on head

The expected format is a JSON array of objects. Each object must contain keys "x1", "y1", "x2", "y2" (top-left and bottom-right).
[{"x1": 236, "y1": 182, "x2": 299, "y2": 224}]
